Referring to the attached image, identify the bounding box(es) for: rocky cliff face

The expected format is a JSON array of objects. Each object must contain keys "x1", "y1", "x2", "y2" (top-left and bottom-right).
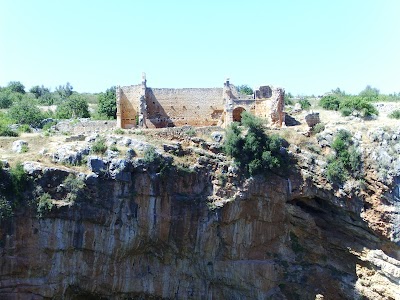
[{"x1": 1, "y1": 134, "x2": 399, "y2": 300}]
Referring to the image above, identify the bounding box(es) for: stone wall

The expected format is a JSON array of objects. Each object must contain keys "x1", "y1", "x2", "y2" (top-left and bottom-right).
[
  {"x1": 120, "y1": 85, "x2": 141, "y2": 128},
  {"x1": 145, "y1": 88, "x2": 224, "y2": 128}
]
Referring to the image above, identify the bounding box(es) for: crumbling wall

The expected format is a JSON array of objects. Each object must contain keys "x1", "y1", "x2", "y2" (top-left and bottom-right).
[
  {"x1": 145, "y1": 88, "x2": 224, "y2": 128},
  {"x1": 120, "y1": 85, "x2": 141, "y2": 128}
]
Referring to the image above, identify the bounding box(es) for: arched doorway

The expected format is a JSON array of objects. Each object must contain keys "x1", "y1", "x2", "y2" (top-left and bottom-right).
[{"x1": 232, "y1": 107, "x2": 246, "y2": 123}]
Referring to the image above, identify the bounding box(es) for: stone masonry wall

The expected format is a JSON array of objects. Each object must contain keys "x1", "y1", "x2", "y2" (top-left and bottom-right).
[
  {"x1": 120, "y1": 85, "x2": 142, "y2": 128},
  {"x1": 145, "y1": 88, "x2": 224, "y2": 128}
]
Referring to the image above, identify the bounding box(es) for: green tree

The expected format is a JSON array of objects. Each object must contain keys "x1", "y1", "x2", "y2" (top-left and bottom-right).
[
  {"x1": 7, "y1": 81, "x2": 25, "y2": 94},
  {"x1": 97, "y1": 86, "x2": 116, "y2": 118},
  {"x1": 319, "y1": 95, "x2": 341, "y2": 110},
  {"x1": 29, "y1": 85, "x2": 50, "y2": 99},
  {"x1": 299, "y1": 99, "x2": 311, "y2": 110},
  {"x1": 55, "y1": 82, "x2": 73, "y2": 99},
  {"x1": 359, "y1": 85, "x2": 379, "y2": 100},
  {"x1": 0, "y1": 89, "x2": 20, "y2": 108},
  {"x1": 339, "y1": 96, "x2": 378, "y2": 117},
  {"x1": 8, "y1": 99, "x2": 44, "y2": 126},
  {"x1": 224, "y1": 112, "x2": 286, "y2": 177},
  {"x1": 237, "y1": 85, "x2": 254, "y2": 95},
  {"x1": 56, "y1": 94, "x2": 90, "y2": 119}
]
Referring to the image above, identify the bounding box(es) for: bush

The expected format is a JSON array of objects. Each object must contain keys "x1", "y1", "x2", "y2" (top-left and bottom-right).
[
  {"x1": 37, "y1": 193, "x2": 53, "y2": 218},
  {"x1": 97, "y1": 86, "x2": 116, "y2": 118},
  {"x1": 299, "y1": 99, "x2": 311, "y2": 110},
  {"x1": 326, "y1": 129, "x2": 361, "y2": 183},
  {"x1": 7, "y1": 81, "x2": 25, "y2": 94},
  {"x1": 18, "y1": 124, "x2": 31, "y2": 133},
  {"x1": 143, "y1": 146, "x2": 160, "y2": 164},
  {"x1": 10, "y1": 163, "x2": 28, "y2": 199},
  {"x1": 319, "y1": 95, "x2": 341, "y2": 110},
  {"x1": 237, "y1": 85, "x2": 254, "y2": 95},
  {"x1": 339, "y1": 96, "x2": 378, "y2": 117},
  {"x1": 91, "y1": 137, "x2": 107, "y2": 154},
  {"x1": 63, "y1": 174, "x2": 85, "y2": 204},
  {"x1": 0, "y1": 125, "x2": 18, "y2": 137},
  {"x1": 56, "y1": 94, "x2": 90, "y2": 119},
  {"x1": 389, "y1": 110, "x2": 400, "y2": 119},
  {"x1": 114, "y1": 128, "x2": 124, "y2": 135},
  {"x1": 8, "y1": 99, "x2": 44, "y2": 127},
  {"x1": 0, "y1": 197, "x2": 13, "y2": 221},
  {"x1": 0, "y1": 90, "x2": 19, "y2": 108},
  {"x1": 312, "y1": 123, "x2": 325, "y2": 134},
  {"x1": 224, "y1": 112, "x2": 287, "y2": 177}
]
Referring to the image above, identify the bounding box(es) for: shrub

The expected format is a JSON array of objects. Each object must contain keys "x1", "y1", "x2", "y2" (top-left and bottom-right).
[
  {"x1": 185, "y1": 128, "x2": 196, "y2": 137},
  {"x1": 0, "y1": 90, "x2": 19, "y2": 108},
  {"x1": 224, "y1": 112, "x2": 287, "y2": 177},
  {"x1": 91, "y1": 137, "x2": 107, "y2": 154},
  {"x1": 312, "y1": 123, "x2": 325, "y2": 134},
  {"x1": 114, "y1": 128, "x2": 124, "y2": 135},
  {"x1": 0, "y1": 125, "x2": 18, "y2": 137},
  {"x1": 143, "y1": 146, "x2": 160, "y2": 164},
  {"x1": 109, "y1": 145, "x2": 119, "y2": 152},
  {"x1": 299, "y1": 99, "x2": 311, "y2": 110},
  {"x1": 326, "y1": 129, "x2": 361, "y2": 183},
  {"x1": 56, "y1": 94, "x2": 90, "y2": 119},
  {"x1": 389, "y1": 110, "x2": 400, "y2": 119},
  {"x1": 143, "y1": 146, "x2": 172, "y2": 175},
  {"x1": 237, "y1": 84, "x2": 254, "y2": 95},
  {"x1": 8, "y1": 99, "x2": 44, "y2": 127},
  {"x1": 97, "y1": 86, "x2": 116, "y2": 118},
  {"x1": 319, "y1": 95, "x2": 341, "y2": 110},
  {"x1": 10, "y1": 163, "x2": 28, "y2": 199},
  {"x1": 63, "y1": 174, "x2": 85, "y2": 204},
  {"x1": 18, "y1": 124, "x2": 31, "y2": 133},
  {"x1": 339, "y1": 96, "x2": 378, "y2": 117},
  {"x1": 0, "y1": 197, "x2": 13, "y2": 221},
  {"x1": 37, "y1": 193, "x2": 53, "y2": 218}
]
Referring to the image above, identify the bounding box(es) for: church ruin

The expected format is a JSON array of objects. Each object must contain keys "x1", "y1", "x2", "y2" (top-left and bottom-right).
[{"x1": 116, "y1": 73, "x2": 285, "y2": 129}]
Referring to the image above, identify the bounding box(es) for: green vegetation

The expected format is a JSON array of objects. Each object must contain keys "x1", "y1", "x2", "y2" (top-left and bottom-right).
[
  {"x1": 0, "y1": 196, "x2": 13, "y2": 222},
  {"x1": 389, "y1": 110, "x2": 400, "y2": 119},
  {"x1": 237, "y1": 84, "x2": 254, "y2": 95},
  {"x1": 8, "y1": 99, "x2": 44, "y2": 127},
  {"x1": 312, "y1": 123, "x2": 325, "y2": 134},
  {"x1": 284, "y1": 92, "x2": 294, "y2": 105},
  {"x1": 36, "y1": 193, "x2": 54, "y2": 218},
  {"x1": 224, "y1": 112, "x2": 287, "y2": 177},
  {"x1": 55, "y1": 82, "x2": 73, "y2": 99},
  {"x1": 143, "y1": 146, "x2": 172, "y2": 175},
  {"x1": 299, "y1": 99, "x2": 311, "y2": 110},
  {"x1": 326, "y1": 130, "x2": 361, "y2": 183},
  {"x1": 91, "y1": 137, "x2": 107, "y2": 154},
  {"x1": 97, "y1": 86, "x2": 116, "y2": 119},
  {"x1": 114, "y1": 128, "x2": 124, "y2": 135},
  {"x1": 62, "y1": 174, "x2": 85, "y2": 204},
  {"x1": 10, "y1": 163, "x2": 28, "y2": 199},
  {"x1": 339, "y1": 96, "x2": 378, "y2": 117},
  {"x1": 319, "y1": 95, "x2": 341, "y2": 110},
  {"x1": 56, "y1": 94, "x2": 90, "y2": 119},
  {"x1": 18, "y1": 124, "x2": 31, "y2": 133},
  {"x1": 184, "y1": 128, "x2": 196, "y2": 137}
]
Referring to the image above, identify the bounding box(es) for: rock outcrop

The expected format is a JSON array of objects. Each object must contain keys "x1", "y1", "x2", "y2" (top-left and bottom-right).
[{"x1": 0, "y1": 134, "x2": 399, "y2": 299}]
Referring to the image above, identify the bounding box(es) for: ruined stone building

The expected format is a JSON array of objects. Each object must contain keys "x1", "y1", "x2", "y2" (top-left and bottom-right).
[{"x1": 116, "y1": 73, "x2": 285, "y2": 129}]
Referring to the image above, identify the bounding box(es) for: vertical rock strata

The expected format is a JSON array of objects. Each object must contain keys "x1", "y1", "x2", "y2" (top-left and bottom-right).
[{"x1": 0, "y1": 159, "x2": 399, "y2": 299}]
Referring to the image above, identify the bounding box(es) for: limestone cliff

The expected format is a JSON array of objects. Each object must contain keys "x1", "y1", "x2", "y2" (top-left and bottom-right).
[{"x1": 0, "y1": 133, "x2": 399, "y2": 300}]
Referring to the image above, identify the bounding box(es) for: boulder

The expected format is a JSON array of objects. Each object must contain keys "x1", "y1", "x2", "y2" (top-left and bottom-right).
[
  {"x1": 12, "y1": 140, "x2": 28, "y2": 153},
  {"x1": 87, "y1": 156, "x2": 106, "y2": 174}
]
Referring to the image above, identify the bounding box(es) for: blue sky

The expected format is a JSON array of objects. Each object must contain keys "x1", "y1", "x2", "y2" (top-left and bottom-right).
[{"x1": 1, "y1": 0, "x2": 399, "y2": 96}]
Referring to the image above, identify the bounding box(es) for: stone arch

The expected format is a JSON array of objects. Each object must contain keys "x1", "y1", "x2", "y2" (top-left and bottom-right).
[{"x1": 233, "y1": 107, "x2": 246, "y2": 123}]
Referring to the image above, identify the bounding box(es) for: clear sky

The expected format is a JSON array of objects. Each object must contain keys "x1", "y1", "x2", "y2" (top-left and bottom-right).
[{"x1": 1, "y1": 0, "x2": 399, "y2": 96}]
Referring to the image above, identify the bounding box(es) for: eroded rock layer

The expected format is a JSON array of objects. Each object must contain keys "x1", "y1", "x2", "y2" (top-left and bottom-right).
[{"x1": 0, "y1": 156, "x2": 399, "y2": 299}]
